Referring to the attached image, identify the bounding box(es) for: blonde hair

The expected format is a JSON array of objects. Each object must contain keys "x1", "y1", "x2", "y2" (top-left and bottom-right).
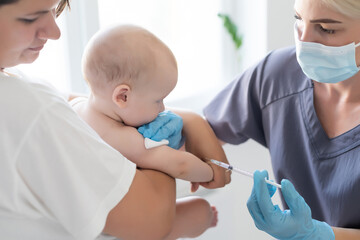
[{"x1": 321, "y1": 0, "x2": 360, "y2": 18}]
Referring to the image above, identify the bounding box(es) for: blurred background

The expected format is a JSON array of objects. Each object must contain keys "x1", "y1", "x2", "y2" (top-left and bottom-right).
[{"x1": 19, "y1": 0, "x2": 296, "y2": 239}]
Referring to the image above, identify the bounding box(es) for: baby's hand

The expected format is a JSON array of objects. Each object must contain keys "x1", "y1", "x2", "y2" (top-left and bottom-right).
[
  {"x1": 199, "y1": 161, "x2": 231, "y2": 189},
  {"x1": 191, "y1": 182, "x2": 200, "y2": 193},
  {"x1": 138, "y1": 111, "x2": 184, "y2": 149},
  {"x1": 191, "y1": 159, "x2": 230, "y2": 192}
]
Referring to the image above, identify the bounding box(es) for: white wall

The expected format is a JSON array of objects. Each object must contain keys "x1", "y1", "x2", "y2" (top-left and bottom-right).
[{"x1": 266, "y1": 0, "x2": 296, "y2": 51}]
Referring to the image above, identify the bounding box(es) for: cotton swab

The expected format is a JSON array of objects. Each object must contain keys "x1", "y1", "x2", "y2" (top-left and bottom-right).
[{"x1": 210, "y1": 159, "x2": 282, "y2": 189}]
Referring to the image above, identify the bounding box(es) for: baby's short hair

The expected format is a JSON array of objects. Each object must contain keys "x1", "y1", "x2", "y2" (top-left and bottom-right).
[{"x1": 82, "y1": 24, "x2": 176, "y2": 95}]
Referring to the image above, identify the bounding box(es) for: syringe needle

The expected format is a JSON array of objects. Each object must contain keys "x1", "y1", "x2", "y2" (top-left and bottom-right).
[{"x1": 210, "y1": 159, "x2": 282, "y2": 189}]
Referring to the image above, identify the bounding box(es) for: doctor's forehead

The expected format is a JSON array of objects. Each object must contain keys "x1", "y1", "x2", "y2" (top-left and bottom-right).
[{"x1": 294, "y1": 0, "x2": 346, "y2": 20}]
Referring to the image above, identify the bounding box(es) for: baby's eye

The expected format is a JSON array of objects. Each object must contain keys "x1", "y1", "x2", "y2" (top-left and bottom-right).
[{"x1": 319, "y1": 25, "x2": 335, "y2": 34}]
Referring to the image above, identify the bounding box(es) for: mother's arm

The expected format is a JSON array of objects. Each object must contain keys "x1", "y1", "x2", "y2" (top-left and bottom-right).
[{"x1": 103, "y1": 169, "x2": 176, "y2": 240}]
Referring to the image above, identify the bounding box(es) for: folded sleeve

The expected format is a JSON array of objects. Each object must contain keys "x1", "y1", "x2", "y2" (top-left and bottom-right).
[{"x1": 203, "y1": 61, "x2": 267, "y2": 147}]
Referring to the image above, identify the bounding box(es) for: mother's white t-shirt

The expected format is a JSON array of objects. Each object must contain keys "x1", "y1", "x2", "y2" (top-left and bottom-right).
[{"x1": 0, "y1": 70, "x2": 136, "y2": 240}]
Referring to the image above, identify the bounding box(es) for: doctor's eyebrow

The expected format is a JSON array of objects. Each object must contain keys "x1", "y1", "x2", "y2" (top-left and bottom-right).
[
  {"x1": 310, "y1": 19, "x2": 342, "y2": 24},
  {"x1": 294, "y1": 11, "x2": 342, "y2": 24}
]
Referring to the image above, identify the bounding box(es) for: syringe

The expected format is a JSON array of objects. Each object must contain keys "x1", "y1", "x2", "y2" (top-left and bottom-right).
[{"x1": 210, "y1": 159, "x2": 282, "y2": 189}]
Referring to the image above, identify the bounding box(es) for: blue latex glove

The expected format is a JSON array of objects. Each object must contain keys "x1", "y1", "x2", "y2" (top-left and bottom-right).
[
  {"x1": 267, "y1": 180, "x2": 277, "y2": 198},
  {"x1": 138, "y1": 110, "x2": 184, "y2": 149},
  {"x1": 246, "y1": 170, "x2": 335, "y2": 240}
]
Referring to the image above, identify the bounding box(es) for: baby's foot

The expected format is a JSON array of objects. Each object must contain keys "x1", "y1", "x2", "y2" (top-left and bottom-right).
[{"x1": 210, "y1": 206, "x2": 218, "y2": 227}]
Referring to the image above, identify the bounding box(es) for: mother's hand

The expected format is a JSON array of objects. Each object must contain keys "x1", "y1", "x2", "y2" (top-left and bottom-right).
[{"x1": 246, "y1": 170, "x2": 335, "y2": 240}]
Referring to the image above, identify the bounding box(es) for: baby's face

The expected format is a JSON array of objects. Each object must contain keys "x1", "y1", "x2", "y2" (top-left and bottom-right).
[{"x1": 121, "y1": 55, "x2": 178, "y2": 127}]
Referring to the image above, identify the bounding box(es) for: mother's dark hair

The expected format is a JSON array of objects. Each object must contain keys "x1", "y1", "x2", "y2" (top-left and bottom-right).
[{"x1": 0, "y1": 0, "x2": 71, "y2": 17}]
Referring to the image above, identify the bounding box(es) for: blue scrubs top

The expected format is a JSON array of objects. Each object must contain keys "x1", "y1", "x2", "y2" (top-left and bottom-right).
[{"x1": 204, "y1": 47, "x2": 360, "y2": 228}]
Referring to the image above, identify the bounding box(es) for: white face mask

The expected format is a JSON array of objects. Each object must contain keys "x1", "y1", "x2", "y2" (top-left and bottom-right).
[{"x1": 294, "y1": 24, "x2": 360, "y2": 83}]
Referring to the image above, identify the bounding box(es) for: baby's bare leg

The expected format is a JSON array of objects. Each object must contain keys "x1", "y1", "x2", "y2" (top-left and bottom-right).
[{"x1": 164, "y1": 196, "x2": 218, "y2": 240}]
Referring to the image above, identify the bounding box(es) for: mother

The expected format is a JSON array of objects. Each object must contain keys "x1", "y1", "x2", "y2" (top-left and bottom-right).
[{"x1": 0, "y1": 0, "x2": 229, "y2": 239}]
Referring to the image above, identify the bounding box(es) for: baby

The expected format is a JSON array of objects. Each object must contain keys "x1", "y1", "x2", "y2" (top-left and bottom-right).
[{"x1": 72, "y1": 25, "x2": 217, "y2": 239}]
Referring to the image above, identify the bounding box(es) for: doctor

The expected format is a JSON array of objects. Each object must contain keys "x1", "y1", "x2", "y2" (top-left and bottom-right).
[
  {"x1": 0, "y1": 0, "x2": 229, "y2": 239},
  {"x1": 203, "y1": 0, "x2": 360, "y2": 239}
]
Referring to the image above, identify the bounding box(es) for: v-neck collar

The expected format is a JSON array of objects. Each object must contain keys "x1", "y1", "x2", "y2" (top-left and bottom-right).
[{"x1": 301, "y1": 82, "x2": 360, "y2": 160}]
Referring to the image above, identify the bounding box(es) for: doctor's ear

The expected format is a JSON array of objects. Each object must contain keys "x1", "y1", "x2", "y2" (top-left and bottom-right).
[{"x1": 112, "y1": 84, "x2": 131, "y2": 108}]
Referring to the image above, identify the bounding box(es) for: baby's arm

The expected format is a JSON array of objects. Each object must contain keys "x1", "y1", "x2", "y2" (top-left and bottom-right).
[
  {"x1": 103, "y1": 125, "x2": 214, "y2": 182},
  {"x1": 174, "y1": 109, "x2": 231, "y2": 189}
]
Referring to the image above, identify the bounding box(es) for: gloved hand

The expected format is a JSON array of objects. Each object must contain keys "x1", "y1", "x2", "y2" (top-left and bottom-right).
[
  {"x1": 246, "y1": 170, "x2": 335, "y2": 240},
  {"x1": 138, "y1": 110, "x2": 184, "y2": 149}
]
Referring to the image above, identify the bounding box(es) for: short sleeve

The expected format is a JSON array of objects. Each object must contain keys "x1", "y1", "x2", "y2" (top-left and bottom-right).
[
  {"x1": 203, "y1": 61, "x2": 267, "y2": 146},
  {"x1": 15, "y1": 100, "x2": 136, "y2": 239}
]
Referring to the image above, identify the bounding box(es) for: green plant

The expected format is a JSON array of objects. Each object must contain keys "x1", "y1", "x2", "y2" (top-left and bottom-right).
[{"x1": 217, "y1": 13, "x2": 242, "y2": 50}]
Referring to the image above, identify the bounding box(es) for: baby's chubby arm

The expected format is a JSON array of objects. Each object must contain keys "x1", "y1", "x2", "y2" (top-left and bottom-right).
[
  {"x1": 174, "y1": 109, "x2": 231, "y2": 189},
  {"x1": 105, "y1": 125, "x2": 214, "y2": 182}
]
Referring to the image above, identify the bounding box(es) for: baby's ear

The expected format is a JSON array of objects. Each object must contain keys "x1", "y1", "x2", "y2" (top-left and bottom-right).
[{"x1": 112, "y1": 84, "x2": 131, "y2": 108}]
